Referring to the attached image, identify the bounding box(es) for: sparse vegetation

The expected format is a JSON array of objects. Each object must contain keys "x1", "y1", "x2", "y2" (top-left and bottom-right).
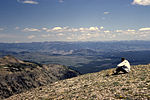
[
  {"x1": 6, "y1": 64, "x2": 150, "y2": 100},
  {"x1": 0, "y1": 56, "x2": 79, "y2": 99}
]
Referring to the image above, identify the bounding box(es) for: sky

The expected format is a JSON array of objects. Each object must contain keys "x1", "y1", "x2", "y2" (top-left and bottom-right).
[{"x1": 0, "y1": 0, "x2": 150, "y2": 43}]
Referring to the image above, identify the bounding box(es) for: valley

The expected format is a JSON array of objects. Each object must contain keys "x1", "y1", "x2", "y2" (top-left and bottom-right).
[{"x1": 1, "y1": 41, "x2": 150, "y2": 74}]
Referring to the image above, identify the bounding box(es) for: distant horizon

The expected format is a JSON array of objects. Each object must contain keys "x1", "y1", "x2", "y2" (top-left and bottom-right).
[{"x1": 0, "y1": 40, "x2": 150, "y2": 44}]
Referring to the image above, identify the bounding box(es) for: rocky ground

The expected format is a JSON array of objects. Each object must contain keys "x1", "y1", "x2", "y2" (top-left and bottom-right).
[
  {"x1": 6, "y1": 64, "x2": 150, "y2": 100},
  {"x1": 0, "y1": 56, "x2": 79, "y2": 99}
]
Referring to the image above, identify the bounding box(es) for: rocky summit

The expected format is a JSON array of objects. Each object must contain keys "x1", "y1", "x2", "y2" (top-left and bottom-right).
[
  {"x1": 0, "y1": 56, "x2": 80, "y2": 99},
  {"x1": 6, "y1": 64, "x2": 150, "y2": 100}
]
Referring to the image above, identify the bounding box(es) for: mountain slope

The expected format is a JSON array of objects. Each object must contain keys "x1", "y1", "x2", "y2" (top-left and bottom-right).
[
  {"x1": 0, "y1": 56, "x2": 80, "y2": 99},
  {"x1": 6, "y1": 64, "x2": 150, "y2": 100}
]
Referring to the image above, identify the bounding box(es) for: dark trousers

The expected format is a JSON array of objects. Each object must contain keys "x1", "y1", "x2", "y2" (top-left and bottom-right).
[{"x1": 115, "y1": 66, "x2": 128, "y2": 74}]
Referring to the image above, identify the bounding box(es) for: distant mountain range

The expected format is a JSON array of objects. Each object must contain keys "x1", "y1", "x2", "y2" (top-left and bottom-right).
[
  {"x1": 1, "y1": 40, "x2": 150, "y2": 74},
  {"x1": 0, "y1": 56, "x2": 80, "y2": 99},
  {"x1": 1, "y1": 41, "x2": 150, "y2": 53}
]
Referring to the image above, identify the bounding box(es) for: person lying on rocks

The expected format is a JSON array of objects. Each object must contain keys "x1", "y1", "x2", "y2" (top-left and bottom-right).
[{"x1": 113, "y1": 57, "x2": 130, "y2": 75}]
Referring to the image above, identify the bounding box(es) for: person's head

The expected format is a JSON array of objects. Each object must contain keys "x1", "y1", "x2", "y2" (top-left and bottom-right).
[{"x1": 121, "y1": 57, "x2": 125, "y2": 62}]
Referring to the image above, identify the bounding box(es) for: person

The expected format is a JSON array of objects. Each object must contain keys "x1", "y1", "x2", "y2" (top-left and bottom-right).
[{"x1": 113, "y1": 58, "x2": 130, "y2": 75}]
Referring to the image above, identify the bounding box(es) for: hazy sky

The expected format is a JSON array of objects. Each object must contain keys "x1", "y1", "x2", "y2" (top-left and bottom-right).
[{"x1": 0, "y1": 0, "x2": 150, "y2": 43}]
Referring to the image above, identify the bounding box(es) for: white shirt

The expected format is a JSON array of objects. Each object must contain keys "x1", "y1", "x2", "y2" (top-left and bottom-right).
[{"x1": 117, "y1": 60, "x2": 131, "y2": 72}]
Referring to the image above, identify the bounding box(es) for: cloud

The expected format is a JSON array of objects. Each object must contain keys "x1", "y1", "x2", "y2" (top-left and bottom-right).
[
  {"x1": 17, "y1": 0, "x2": 39, "y2": 4},
  {"x1": 3, "y1": 25, "x2": 150, "y2": 42},
  {"x1": 115, "y1": 29, "x2": 137, "y2": 35},
  {"x1": 77, "y1": 33, "x2": 100, "y2": 40},
  {"x1": 127, "y1": 29, "x2": 136, "y2": 32},
  {"x1": 0, "y1": 28, "x2": 4, "y2": 31},
  {"x1": 23, "y1": 26, "x2": 150, "y2": 41},
  {"x1": 104, "y1": 12, "x2": 110, "y2": 15},
  {"x1": 132, "y1": 0, "x2": 150, "y2": 6},
  {"x1": 44, "y1": 27, "x2": 68, "y2": 32},
  {"x1": 44, "y1": 26, "x2": 101, "y2": 33},
  {"x1": 104, "y1": 30, "x2": 110, "y2": 33},
  {"x1": 57, "y1": 33, "x2": 64, "y2": 36},
  {"x1": 79, "y1": 28, "x2": 87, "y2": 32},
  {"x1": 67, "y1": 37, "x2": 73, "y2": 40},
  {"x1": 52, "y1": 27, "x2": 62, "y2": 31},
  {"x1": 100, "y1": 26, "x2": 104, "y2": 29},
  {"x1": 69, "y1": 28, "x2": 79, "y2": 32},
  {"x1": 28, "y1": 35, "x2": 35, "y2": 39},
  {"x1": 89, "y1": 27, "x2": 99, "y2": 31},
  {"x1": 23, "y1": 28, "x2": 41, "y2": 32},
  {"x1": 139, "y1": 27, "x2": 150, "y2": 31},
  {"x1": 139, "y1": 34, "x2": 147, "y2": 37},
  {"x1": 78, "y1": 27, "x2": 100, "y2": 32},
  {"x1": 41, "y1": 34, "x2": 51, "y2": 38},
  {"x1": 42, "y1": 28, "x2": 48, "y2": 31},
  {"x1": 116, "y1": 30, "x2": 123, "y2": 32}
]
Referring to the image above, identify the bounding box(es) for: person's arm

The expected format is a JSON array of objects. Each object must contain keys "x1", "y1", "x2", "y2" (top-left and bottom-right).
[{"x1": 117, "y1": 61, "x2": 125, "y2": 67}]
